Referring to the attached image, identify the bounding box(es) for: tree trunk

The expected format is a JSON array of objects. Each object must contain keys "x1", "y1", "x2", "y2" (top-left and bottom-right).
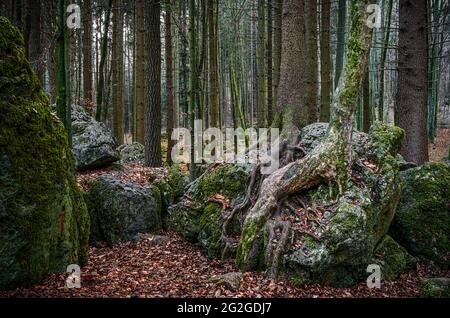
[
  {"x1": 257, "y1": 0, "x2": 266, "y2": 127},
  {"x1": 319, "y1": 0, "x2": 331, "y2": 122},
  {"x1": 379, "y1": 0, "x2": 393, "y2": 122},
  {"x1": 95, "y1": 0, "x2": 113, "y2": 122},
  {"x1": 272, "y1": 0, "x2": 282, "y2": 119},
  {"x1": 27, "y1": 0, "x2": 43, "y2": 83},
  {"x1": 134, "y1": 0, "x2": 145, "y2": 143},
  {"x1": 334, "y1": 0, "x2": 346, "y2": 89},
  {"x1": 112, "y1": 0, "x2": 124, "y2": 144},
  {"x1": 144, "y1": 0, "x2": 162, "y2": 167},
  {"x1": 397, "y1": 0, "x2": 429, "y2": 164},
  {"x1": 304, "y1": 0, "x2": 318, "y2": 123},
  {"x1": 56, "y1": 0, "x2": 72, "y2": 144},
  {"x1": 276, "y1": 0, "x2": 306, "y2": 134},
  {"x1": 266, "y1": 0, "x2": 273, "y2": 126},
  {"x1": 166, "y1": 0, "x2": 175, "y2": 164},
  {"x1": 83, "y1": 0, "x2": 93, "y2": 113},
  {"x1": 208, "y1": 0, "x2": 219, "y2": 128}
]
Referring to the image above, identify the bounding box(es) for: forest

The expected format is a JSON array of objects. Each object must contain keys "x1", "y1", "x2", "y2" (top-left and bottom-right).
[{"x1": 0, "y1": 0, "x2": 449, "y2": 300}]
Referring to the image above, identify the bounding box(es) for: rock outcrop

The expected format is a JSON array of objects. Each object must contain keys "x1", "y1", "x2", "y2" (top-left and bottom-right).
[{"x1": 0, "y1": 18, "x2": 89, "y2": 290}]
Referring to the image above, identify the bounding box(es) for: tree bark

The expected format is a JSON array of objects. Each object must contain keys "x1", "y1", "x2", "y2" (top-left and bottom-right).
[
  {"x1": 112, "y1": 0, "x2": 124, "y2": 144},
  {"x1": 266, "y1": 0, "x2": 273, "y2": 126},
  {"x1": 95, "y1": 0, "x2": 113, "y2": 122},
  {"x1": 319, "y1": 0, "x2": 331, "y2": 122},
  {"x1": 397, "y1": 0, "x2": 429, "y2": 164},
  {"x1": 166, "y1": 0, "x2": 175, "y2": 164},
  {"x1": 83, "y1": 0, "x2": 93, "y2": 113},
  {"x1": 276, "y1": 0, "x2": 306, "y2": 133},
  {"x1": 257, "y1": 0, "x2": 266, "y2": 127},
  {"x1": 144, "y1": 0, "x2": 162, "y2": 167},
  {"x1": 208, "y1": 0, "x2": 219, "y2": 128},
  {"x1": 304, "y1": 0, "x2": 318, "y2": 123}
]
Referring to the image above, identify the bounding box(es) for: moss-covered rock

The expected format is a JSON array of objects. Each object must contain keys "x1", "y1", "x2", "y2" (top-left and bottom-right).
[
  {"x1": 167, "y1": 164, "x2": 252, "y2": 256},
  {"x1": 239, "y1": 122, "x2": 407, "y2": 287},
  {"x1": 372, "y1": 235, "x2": 416, "y2": 281},
  {"x1": 0, "y1": 17, "x2": 89, "y2": 290},
  {"x1": 389, "y1": 163, "x2": 450, "y2": 269},
  {"x1": 168, "y1": 164, "x2": 189, "y2": 198},
  {"x1": 420, "y1": 278, "x2": 450, "y2": 298},
  {"x1": 84, "y1": 176, "x2": 162, "y2": 246},
  {"x1": 72, "y1": 105, "x2": 119, "y2": 171},
  {"x1": 117, "y1": 142, "x2": 144, "y2": 164}
]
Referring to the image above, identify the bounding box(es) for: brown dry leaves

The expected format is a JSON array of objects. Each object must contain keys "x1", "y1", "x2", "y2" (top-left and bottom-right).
[{"x1": 1, "y1": 233, "x2": 447, "y2": 298}]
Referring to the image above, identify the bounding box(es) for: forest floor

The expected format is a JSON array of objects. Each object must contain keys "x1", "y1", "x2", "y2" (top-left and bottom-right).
[
  {"x1": 1, "y1": 233, "x2": 448, "y2": 298},
  {"x1": 0, "y1": 130, "x2": 448, "y2": 298},
  {"x1": 429, "y1": 128, "x2": 450, "y2": 162}
]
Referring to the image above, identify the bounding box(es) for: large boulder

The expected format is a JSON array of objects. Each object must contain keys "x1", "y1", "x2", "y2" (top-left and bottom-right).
[
  {"x1": 236, "y1": 123, "x2": 407, "y2": 286},
  {"x1": 84, "y1": 176, "x2": 162, "y2": 246},
  {"x1": 169, "y1": 121, "x2": 412, "y2": 286},
  {"x1": 0, "y1": 18, "x2": 89, "y2": 290},
  {"x1": 389, "y1": 163, "x2": 450, "y2": 269},
  {"x1": 72, "y1": 105, "x2": 119, "y2": 170}
]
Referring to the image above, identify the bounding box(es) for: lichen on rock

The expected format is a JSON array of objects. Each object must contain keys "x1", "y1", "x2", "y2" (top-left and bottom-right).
[{"x1": 0, "y1": 17, "x2": 89, "y2": 290}]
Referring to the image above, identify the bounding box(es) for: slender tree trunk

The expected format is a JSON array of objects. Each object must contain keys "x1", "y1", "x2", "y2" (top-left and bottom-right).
[
  {"x1": 180, "y1": 0, "x2": 189, "y2": 128},
  {"x1": 56, "y1": 0, "x2": 72, "y2": 143},
  {"x1": 134, "y1": 0, "x2": 145, "y2": 143},
  {"x1": 397, "y1": 0, "x2": 429, "y2": 164},
  {"x1": 334, "y1": 0, "x2": 346, "y2": 88},
  {"x1": 320, "y1": 0, "x2": 331, "y2": 122},
  {"x1": 379, "y1": 0, "x2": 393, "y2": 122},
  {"x1": 28, "y1": 0, "x2": 43, "y2": 83},
  {"x1": 83, "y1": 0, "x2": 93, "y2": 113},
  {"x1": 257, "y1": 0, "x2": 266, "y2": 127},
  {"x1": 272, "y1": 0, "x2": 282, "y2": 118},
  {"x1": 208, "y1": 0, "x2": 219, "y2": 128},
  {"x1": 362, "y1": 62, "x2": 371, "y2": 133},
  {"x1": 112, "y1": 0, "x2": 124, "y2": 144},
  {"x1": 96, "y1": 0, "x2": 113, "y2": 122},
  {"x1": 144, "y1": 0, "x2": 162, "y2": 167},
  {"x1": 305, "y1": 0, "x2": 318, "y2": 123},
  {"x1": 266, "y1": 0, "x2": 273, "y2": 126},
  {"x1": 188, "y1": 0, "x2": 198, "y2": 177},
  {"x1": 166, "y1": 0, "x2": 175, "y2": 164}
]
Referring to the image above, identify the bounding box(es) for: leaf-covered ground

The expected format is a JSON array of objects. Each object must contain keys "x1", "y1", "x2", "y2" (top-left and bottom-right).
[{"x1": 1, "y1": 233, "x2": 447, "y2": 298}]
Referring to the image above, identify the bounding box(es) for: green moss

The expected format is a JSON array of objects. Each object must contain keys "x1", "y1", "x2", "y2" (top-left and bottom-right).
[
  {"x1": 420, "y1": 278, "x2": 450, "y2": 298},
  {"x1": 168, "y1": 164, "x2": 188, "y2": 198},
  {"x1": 198, "y1": 203, "x2": 223, "y2": 258},
  {"x1": 191, "y1": 164, "x2": 250, "y2": 202},
  {"x1": 372, "y1": 235, "x2": 415, "y2": 281},
  {"x1": 0, "y1": 17, "x2": 89, "y2": 290},
  {"x1": 390, "y1": 163, "x2": 450, "y2": 269}
]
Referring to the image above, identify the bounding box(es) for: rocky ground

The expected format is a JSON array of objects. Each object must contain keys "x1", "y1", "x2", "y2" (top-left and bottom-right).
[{"x1": 0, "y1": 233, "x2": 447, "y2": 298}]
